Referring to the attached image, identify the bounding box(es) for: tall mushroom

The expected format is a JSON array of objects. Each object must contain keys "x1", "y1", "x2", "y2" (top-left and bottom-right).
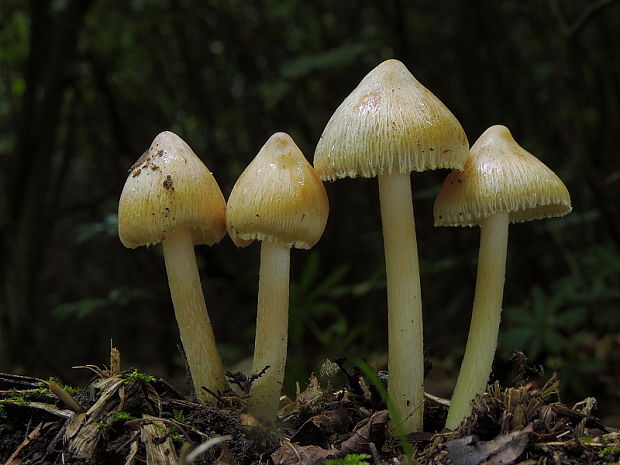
[
  {"x1": 118, "y1": 131, "x2": 227, "y2": 402},
  {"x1": 434, "y1": 125, "x2": 572, "y2": 429},
  {"x1": 314, "y1": 59, "x2": 468, "y2": 432},
  {"x1": 227, "y1": 132, "x2": 328, "y2": 423}
]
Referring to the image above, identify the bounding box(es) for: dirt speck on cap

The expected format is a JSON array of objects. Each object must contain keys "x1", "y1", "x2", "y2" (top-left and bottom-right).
[{"x1": 163, "y1": 175, "x2": 174, "y2": 190}]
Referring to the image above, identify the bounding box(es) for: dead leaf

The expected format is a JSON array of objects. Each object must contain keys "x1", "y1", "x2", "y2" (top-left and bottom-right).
[
  {"x1": 271, "y1": 442, "x2": 337, "y2": 465},
  {"x1": 296, "y1": 376, "x2": 326, "y2": 413},
  {"x1": 340, "y1": 410, "x2": 389, "y2": 455},
  {"x1": 239, "y1": 413, "x2": 281, "y2": 451},
  {"x1": 290, "y1": 420, "x2": 329, "y2": 448},
  {"x1": 214, "y1": 443, "x2": 239, "y2": 465},
  {"x1": 291, "y1": 407, "x2": 350, "y2": 447},
  {"x1": 446, "y1": 424, "x2": 532, "y2": 465},
  {"x1": 309, "y1": 407, "x2": 350, "y2": 434}
]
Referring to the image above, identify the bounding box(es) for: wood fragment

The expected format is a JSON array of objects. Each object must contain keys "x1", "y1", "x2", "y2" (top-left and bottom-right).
[
  {"x1": 3, "y1": 422, "x2": 43, "y2": 465},
  {"x1": 424, "y1": 392, "x2": 450, "y2": 407},
  {"x1": 123, "y1": 440, "x2": 139, "y2": 465},
  {"x1": 43, "y1": 420, "x2": 69, "y2": 461},
  {"x1": 4, "y1": 400, "x2": 74, "y2": 419},
  {"x1": 48, "y1": 380, "x2": 84, "y2": 413},
  {"x1": 140, "y1": 414, "x2": 178, "y2": 465},
  {"x1": 65, "y1": 376, "x2": 125, "y2": 458},
  {"x1": 0, "y1": 373, "x2": 44, "y2": 390},
  {"x1": 110, "y1": 346, "x2": 121, "y2": 375}
]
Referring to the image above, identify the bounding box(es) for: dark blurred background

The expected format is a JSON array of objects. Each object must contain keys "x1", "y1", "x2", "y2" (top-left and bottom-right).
[{"x1": 1, "y1": 0, "x2": 619, "y2": 423}]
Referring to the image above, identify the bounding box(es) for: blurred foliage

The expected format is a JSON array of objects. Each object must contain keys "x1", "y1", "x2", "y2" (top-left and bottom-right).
[
  {"x1": 289, "y1": 252, "x2": 353, "y2": 351},
  {"x1": 52, "y1": 287, "x2": 153, "y2": 320},
  {"x1": 501, "y1": 235, "x2": 620, "y2": 398},
  {"x1": 0, "y1": 0, "x2": 619, "y2": 418},
  {"x1": 74, "y1": 214, "x2": 119, "y2": 243}
]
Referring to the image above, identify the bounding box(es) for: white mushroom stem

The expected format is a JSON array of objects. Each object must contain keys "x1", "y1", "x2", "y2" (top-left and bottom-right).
[
  {"x1": 445, "y1": 212, "x2": 509, "y2": 429},
  {"x1": 248, "y1": 239, "x2": 291, "y2": 422},
  {"x1": 378, "y1": 172, "x2": 424, "y2": 433},
  {"x1": 162, "y1": 227, "x2": 227, "y2": 402}
]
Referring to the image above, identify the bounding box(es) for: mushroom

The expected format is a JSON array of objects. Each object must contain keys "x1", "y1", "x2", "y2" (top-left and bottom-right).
[
  {"x1": 227, "y1": 132, "x2": 328, "y2": 423},
  {"x1": 434, "y1": 125, "x2": 572, "y2": 429},
  {"x1": 314, "y1": 59, "x2": 468, "y2": 432},
  {"x1": 118, "y1": 131, "x2": 227, "y2": 402}
]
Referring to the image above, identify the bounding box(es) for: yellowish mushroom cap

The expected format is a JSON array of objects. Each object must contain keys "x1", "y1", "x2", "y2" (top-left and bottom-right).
[
  {"x1": 434, "y1": 125, "x2": 572, "y2": 227},
  {"x1": 118, "y1": 131, "x2": 226, "y2": 248},
  {"x1": 314, "y1": 59, "x2": 469, "y2": 180},
  {"x1": 227, "y1": 132, "x2": 329, "y2": 249}
]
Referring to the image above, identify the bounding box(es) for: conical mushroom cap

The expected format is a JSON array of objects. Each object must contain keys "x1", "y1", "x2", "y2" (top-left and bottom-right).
[
  {"x1": 118, "y1": 131, "x2": 226, "y2": 248},
  {"x1": 314, "y1": 59, "x2": 469, "y2": 180},
  {"x1": 434, "y1": 125, "x2": 572, "y2": 227},
  {"x1": 227, "y1": 132, "x2": 329, "y2": 249}
]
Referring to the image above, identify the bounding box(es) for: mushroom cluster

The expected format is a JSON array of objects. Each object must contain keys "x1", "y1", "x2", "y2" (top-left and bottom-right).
[{"x1": 117, "y1": 60, "x2": 571, "y2": 435}]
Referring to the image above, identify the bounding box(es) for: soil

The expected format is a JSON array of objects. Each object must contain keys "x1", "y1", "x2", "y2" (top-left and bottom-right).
[{"x1": 1, "y1": 353, "x2": 618, "y2": 465}]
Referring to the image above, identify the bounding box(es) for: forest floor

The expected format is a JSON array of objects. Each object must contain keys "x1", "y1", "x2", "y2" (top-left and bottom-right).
[{"x1": 1, "y1": 350, "x2": 618, "y2": 465}]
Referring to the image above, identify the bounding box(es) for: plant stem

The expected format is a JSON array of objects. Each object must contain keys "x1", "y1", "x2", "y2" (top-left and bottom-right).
[
  {"x1": 445, "y1": 213, "x2": 509, "y2": 429},
  {"x1": 249, "y1": 240, "x2": 291, "y2": 422},
  {"x1": 162, "y1": 227, "x2": 226, "y2": 402},
  {"x1": 378, "y1": 172, "x2": 424, "y2": 433}
]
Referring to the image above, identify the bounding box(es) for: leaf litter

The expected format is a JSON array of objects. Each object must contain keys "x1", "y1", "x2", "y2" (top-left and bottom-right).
[{"x1": 0, "y1": 350, "x2": 618, "y2": 465}]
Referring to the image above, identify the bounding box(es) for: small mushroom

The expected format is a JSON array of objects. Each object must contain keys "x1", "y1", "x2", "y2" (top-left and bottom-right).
[
  {"x1": 227, "y1": 132, "x2": 328, "y2": 423},
  {"x1": 314, "y1": 59, "x2": 469, "y2": 432},
  {"x1": 118, "y1": 131, "x2": 227, "y2": 402},
  {"x1": 434, "y1": 125, "x2": 572, "y2": 429}
]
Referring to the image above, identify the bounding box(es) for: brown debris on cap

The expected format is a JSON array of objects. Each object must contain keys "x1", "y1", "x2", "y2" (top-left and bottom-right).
[
  {"x1": 434, "y1": 125, "x2": 572, "y2": 227},
  {"x1": 227, "y1": 132, "x2": 329, "y2": 249},
  {"x1": 314, "y1": 59, "x2": 469, "y2": 180},
  {"x1": 118, "y1": 131, "x2": 227, "y2": 248}
]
